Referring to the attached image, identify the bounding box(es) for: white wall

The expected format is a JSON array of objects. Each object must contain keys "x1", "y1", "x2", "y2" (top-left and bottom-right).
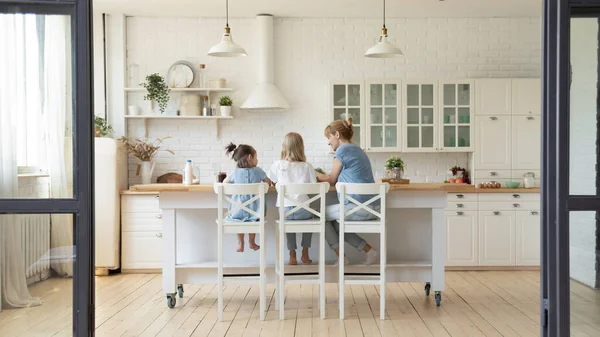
[
  {"x1": 569, "y1": 18, "x2": 598, "y2": 288},
  {"x1": 117, "y1": 16, "x2": 541, "y2": 184}
]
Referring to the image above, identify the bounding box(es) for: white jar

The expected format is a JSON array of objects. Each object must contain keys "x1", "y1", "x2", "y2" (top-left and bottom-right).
[{"x1": 183, "y1": 160, "x2": 193, "y2": 185}]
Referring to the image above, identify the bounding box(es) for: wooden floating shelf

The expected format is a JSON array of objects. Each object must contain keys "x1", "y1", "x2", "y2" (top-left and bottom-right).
[
  {"x1": 124, "y1": 87, "x2": 233, "y2": 92},
  {"x1": 124, "y1": 115, "x2": 233, "y2": 120}
]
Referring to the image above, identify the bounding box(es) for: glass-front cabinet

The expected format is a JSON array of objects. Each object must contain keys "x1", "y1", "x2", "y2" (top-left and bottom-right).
[
  {"x1": 403, "y1": 82, "x2": 437, "y2": 152},
  {"x1": 331, "y1": 81, "x2": 364, "y2": 147},
  {"x1": 440, "y1": 81, "x2": 474, "y2": 151},
  {"x1": 366, "y1": 81, "x2": 401, "y2": 151}
]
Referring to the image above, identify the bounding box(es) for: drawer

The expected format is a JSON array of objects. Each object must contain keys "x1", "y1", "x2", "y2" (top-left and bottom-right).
[
  {"x1": 478, "y1": 201, "x2": 540, "y2": 211},
  {"x1": 122, "y1": 212, "x2": 163, "y2": 232},
  {"x1": 479, "y1": 193, "x2": 540, "y2": 202},
  {"x1": 447, "y1": 193, "x2": 478, "y2": 202},
  {"x1": 446, "y1": 202, "x2": 478, "y2": 211},
  {"x1": 121, "y1": 194, "x2": 160, "y2": 213},
  {"x1": 474, "y1": 170, "x2": 511, "y2": 180},
  {"x1": 122, "y1": 231, "x2": 163, "y2": 270}
]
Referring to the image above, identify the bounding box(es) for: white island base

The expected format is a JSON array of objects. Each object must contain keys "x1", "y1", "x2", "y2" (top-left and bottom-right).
[{"x1": 151, "y1": 186, "x2": 448, "y2": 308}]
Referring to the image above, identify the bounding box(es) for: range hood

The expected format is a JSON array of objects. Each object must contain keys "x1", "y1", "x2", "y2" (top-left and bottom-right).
[{"x1": 240, "y1": 14, "x2": 290, "y2": 110}]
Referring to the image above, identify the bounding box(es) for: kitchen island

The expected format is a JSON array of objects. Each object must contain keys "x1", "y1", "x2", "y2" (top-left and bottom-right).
[{"x1": 127, "y1": 182, "x2": 540, "y2": 308}]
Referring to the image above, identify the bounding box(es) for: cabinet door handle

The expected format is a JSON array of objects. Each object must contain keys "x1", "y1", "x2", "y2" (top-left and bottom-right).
[
  {"x1": 530, "y1": 211, "x2": 539, "y2": 215},
  {"x1": 512, "y1": 194, "x2": 521, "y2": 198},
  {"x1": 456, "y1": 212, "x2": 464, "y2": 216},
  {"x1": 456, "y1": 203, "x2": 464, "y2": 208},
  {"x1": 156, "y1": 213, "x2": 163, "y2": 219},
  {"x1": 493, "y1": 211, "x2": 501, "y2": 216},
  {"x1": 513, "y1": 203, "x2": 521, "y2": 208},
  {"x1": 456, "y1": 194, "x2": 464, "y2": 199},
  {"x1": 156, "y1": 233, "x2": 163, "y2": 238},
  {"x1": 489, "y1": 116, "x2": 498, "y2": 121},
  {"x1": 489, "y1": 172, "x2": 498, "y2": 176},
  {"x1": 527, "y1": 116, "x2": 535, "y2": 120},
  {"x1": 155, "y1": 195, "x2": 160, "y2": 200}
]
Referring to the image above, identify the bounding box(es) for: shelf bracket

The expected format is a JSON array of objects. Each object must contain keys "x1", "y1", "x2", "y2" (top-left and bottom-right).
[{"x1": 215, "y1": 119, "x2": 221, "y2": 140}]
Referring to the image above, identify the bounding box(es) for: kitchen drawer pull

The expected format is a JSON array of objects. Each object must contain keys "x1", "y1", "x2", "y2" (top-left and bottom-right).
[
  {"x1": 489, "y1": 172, "x2": 498, "y2": 176},
  {"x1": 530, "y1": 211, "x2": 539, "y2": 215},
  {"x1": 527, "y1": 116, "x2": 535, "y2": 120},
  {"x1": 456, "y1": 194, "x2": 464, "y2": 199},
  {"x1": 155, "y1": 195, "x2": 160, "y2": 200},
  {"x1": 156, "y1": 233, "x2": 163, "y2": 238},
  {"x1": 456, "y1": 212, "x2": 464, "y2": 216},
  {"x1": 489, "y1": 116, "x2": 498, "y2": 121},
  {"x1": 513, "y1": 203, "x2": 521, "y2": 208},
  {"x1": 512, "y1": 194, "x2": 521, "y2": 198},
  {"x1": 493, "y1": 211, "x2": 501, "y2": 216},
  {"x1": 456, "y1": 203, "x2": 464, "y2": 208},
  {"x1": 156, "y1": 213, "x2": 163, "y2": 219}
]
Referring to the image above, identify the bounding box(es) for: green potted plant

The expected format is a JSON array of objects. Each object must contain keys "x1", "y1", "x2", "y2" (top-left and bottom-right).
[
  {"x1": 140, "y1": 73, "x2": 170, "y2": 114},
  {"x1": 385, "y1": 156, "x2": 405, "y2": 179},
  {"x1": 219, "y1": 96, "x2": 232, "y2": 117},
  {"x1": 94, "y1": 116, "x2": 113, "y2": 137}
]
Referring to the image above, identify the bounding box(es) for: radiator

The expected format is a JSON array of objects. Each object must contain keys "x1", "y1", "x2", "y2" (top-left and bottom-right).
[{"x1": 21, "y1": 214, "x2": 51, "y2": 282}]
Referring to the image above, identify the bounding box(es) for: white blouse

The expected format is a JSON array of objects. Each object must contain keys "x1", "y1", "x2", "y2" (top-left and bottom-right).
[{"x1": 267, "y1": 160, "x2": 317, "y2": 207}]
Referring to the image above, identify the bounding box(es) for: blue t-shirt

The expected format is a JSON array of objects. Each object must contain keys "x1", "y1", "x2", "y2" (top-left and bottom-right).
[
  {"x1": 335, "y1": 143, "x2": 378, "y2": 206},
  {"x1": 225, "y1": 167, "x2": 267, "y2": 222}
]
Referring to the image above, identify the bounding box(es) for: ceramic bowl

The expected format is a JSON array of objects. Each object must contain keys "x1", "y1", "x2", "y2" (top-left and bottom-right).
[{"x1": 505, "y1": 181, "x2": 521, "y2": 188}]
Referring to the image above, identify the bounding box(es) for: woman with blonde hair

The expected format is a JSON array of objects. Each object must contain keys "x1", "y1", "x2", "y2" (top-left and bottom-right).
[
  {"x1": 316, "y1": 118, "x2": 379, "y2": 265},
  {"x1": 267, "y1": 132, "x2": 317, "y2": 265}
]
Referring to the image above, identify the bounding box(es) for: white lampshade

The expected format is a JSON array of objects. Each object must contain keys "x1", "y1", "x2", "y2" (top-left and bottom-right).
[
  {"x1": 208, "y1": 28, "x2": 247, "y2": 57},
  {"x1": 365, "y1": 30, "x2": 403, "y2": 58}
]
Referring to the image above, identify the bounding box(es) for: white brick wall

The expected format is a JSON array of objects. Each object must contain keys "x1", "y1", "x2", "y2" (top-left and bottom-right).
[
  {"x1": 569, "y1": 19, "x2": 598, "y2": 288},
  {"x1": 122, "y1": 16, "x2": 541, "y2": 185}
]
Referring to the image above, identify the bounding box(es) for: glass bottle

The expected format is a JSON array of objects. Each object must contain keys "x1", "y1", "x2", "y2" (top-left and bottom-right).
[{"x1": 198, "y1": 64, "x2": 206, "y2": 88}]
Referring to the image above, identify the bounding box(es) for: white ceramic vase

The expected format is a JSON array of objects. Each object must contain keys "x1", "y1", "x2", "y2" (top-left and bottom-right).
[
  {"x1": 139, "y1": 161, "x2": 155, "y2": 184},
  {"x1": 220, "y1": 106, "x2": 231, "y2": 117}
]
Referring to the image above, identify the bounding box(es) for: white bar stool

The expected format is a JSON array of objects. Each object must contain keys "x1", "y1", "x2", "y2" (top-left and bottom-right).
[
  {"x1": 275, "y1": 182, "x2": 329, "y2": 320},
  {"x1": 336, "y1": 182, "x2": 390, "y2": 320},
  {"x1": 214, "y1": 182, "x2": 269, "y2": 321}
]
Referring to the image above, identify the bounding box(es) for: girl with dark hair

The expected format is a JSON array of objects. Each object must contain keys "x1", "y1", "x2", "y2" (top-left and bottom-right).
[{"x1": 223, "y1": 142, "x2": 271, "y2": 252}]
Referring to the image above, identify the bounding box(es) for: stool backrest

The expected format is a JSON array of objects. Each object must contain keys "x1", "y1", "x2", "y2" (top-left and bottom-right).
[
  {"x1": 214, "y1": 183, "x2": 269, "y2": 224},
  {"x1": 277, "y1": 182, "x2": 330, "y2": 220},
  {"x1": 335, "y1": 182, "x2": 390, "y2": 221}
]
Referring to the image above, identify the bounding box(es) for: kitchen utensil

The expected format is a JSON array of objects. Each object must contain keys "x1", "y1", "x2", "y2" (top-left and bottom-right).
[
  {"x1": 523, "y1": 172, "x2": 535, "y2": 188},
  {"x1": 505, "y1": 181, "x2": 521, "y2": 189}
]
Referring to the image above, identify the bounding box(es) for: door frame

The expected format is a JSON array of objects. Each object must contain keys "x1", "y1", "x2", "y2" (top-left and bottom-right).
[
  {"x1": 0, "y1": 0, "x2": 95, "y2": 335},
  {"x1": 543, "y1": 1, "x2": 600, "y2": 336}
]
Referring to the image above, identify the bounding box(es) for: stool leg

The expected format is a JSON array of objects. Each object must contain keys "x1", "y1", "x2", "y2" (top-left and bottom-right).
[
  {"x1": 217, "y1": 224, "x2": 224, "y2": 321},
  {"x1": 259, "y1": 228, "x2": 266, "y2": 321},
  {"x1": 319, "y1": 231, "x2": 326, "y2": 319},
  {"x1": 278, "y1": 225, "x2": 285, "y2": 320},
  {"x1": 339, "y1": 223, "x2": 345, "y2": 319},
  {"x1": 380, "y1": 226, "x2": 386, "y2": 320},
  {"x1": 274, "y1": 227, "x2": 280, "y2": 311}
]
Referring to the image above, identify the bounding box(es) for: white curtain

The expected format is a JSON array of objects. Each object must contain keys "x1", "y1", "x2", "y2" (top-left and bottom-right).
[
  {"x1": 44, "y1": 15, "x2": 74, "y2": 277},
  {"x1": 0, "y1": 14, "x2": 42, "y2": 309}
]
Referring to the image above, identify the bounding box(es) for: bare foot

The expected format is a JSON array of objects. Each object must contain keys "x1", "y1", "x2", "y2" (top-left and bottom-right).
[
  {"x1": 249, "y1": 242, "x2": 260, "y2": 251},
  {"x1": 301, "y1": 248, "x2": 312, "y2": 264},
  {"x1": 289, "y1": 251, "x2": 298, "y2": 265},
  {"x1": 237, "y1": 241, "x2": 244, "y2": 252}
]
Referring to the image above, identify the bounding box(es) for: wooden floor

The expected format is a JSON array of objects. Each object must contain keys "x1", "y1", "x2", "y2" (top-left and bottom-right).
[{"x1": 0, "y1": 271, "x2": 599, "y2": 336}]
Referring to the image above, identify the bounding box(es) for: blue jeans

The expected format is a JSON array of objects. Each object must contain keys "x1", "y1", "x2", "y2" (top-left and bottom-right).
[
  {"x1": 283, "y1": 207, "x2": 313, "y2": 250},
  {"x1": 324, "y1": 203, "x2": 379, "y2": 250}
]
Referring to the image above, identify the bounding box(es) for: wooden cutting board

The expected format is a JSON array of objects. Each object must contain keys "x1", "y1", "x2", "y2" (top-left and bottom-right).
[{"x1": 380, "y1": 178, "x2": 410, "y2": 184}]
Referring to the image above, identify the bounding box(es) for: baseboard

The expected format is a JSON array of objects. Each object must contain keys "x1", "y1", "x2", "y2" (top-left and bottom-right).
[
  {"x1": 445, "y1": 266, "x2": 540, "y2": 271},
  {"x1": 121, "y1": 269, "x2": 161, "y2": 274}
]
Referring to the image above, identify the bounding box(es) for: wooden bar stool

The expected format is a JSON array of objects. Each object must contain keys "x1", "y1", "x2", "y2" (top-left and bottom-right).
[
  {"x1": 214, "y1": 182, "x2": 269, "y2": 321},
  {"x1": 275, "y1": 182, "x2": 329, "y2": 320},
  {"x1": 336, "y1": 182, "x2": 390, "y2": 320}
]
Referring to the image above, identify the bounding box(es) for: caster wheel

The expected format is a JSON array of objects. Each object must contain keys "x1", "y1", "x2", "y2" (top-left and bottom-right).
[
  {"x1": 167, "y1": 294, "x2": 176, "y2": 308},
  {"x1": 178, "y1": 284, "x2": 184, "y2": 298},
  {"x1": 424, "y1": 283, "x2": 431, "y2": 296},
  {"x1": 435, "y1": 292, "x2": 442, "y2": 307}
]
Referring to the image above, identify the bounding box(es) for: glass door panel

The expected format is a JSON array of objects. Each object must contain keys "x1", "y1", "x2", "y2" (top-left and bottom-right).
[
  {"x1": 441, "y1": 82, "x2": 472, "y2": 150},
  {"x1": 368, "y1": 82, "x2": 399, "y2": 149},
  {"x1": 333, "y1": 85, "x2": 346, "y2": 106},
  {"x1": 405, "y1": 83, "x2": 435, "y2": 150}
]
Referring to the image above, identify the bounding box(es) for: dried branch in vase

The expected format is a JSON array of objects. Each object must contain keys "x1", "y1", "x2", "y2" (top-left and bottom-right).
[{"x1": 118, "y1": 136, "x2": 175, "y2": 162}]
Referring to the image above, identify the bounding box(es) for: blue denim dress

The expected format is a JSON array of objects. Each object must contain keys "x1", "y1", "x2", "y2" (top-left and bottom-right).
[{"x1": 225, "y1": 167, "x2": 267, "y2": 222}]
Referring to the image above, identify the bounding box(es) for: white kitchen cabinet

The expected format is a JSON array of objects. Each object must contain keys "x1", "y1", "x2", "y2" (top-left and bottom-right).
[
  {"x1": 475, "y1": 115, "x2": 512, "y2": 170},
  {"x1": 365, "y1": 80, "x2": 401, "y2": 151},
  {"x1": 403, "y1": 82, "x2": 437, "y2": 152},
  {"x1": 439, "y1": 81, "x2": 474, "y2": 152},
  {"x1": 512, "y1": 115, "x2": 541, "y2": 170},
  {"x1": 445, "y1": 211, "x2": 478, "y2": 266},
  {"x1": 331, "y1": 81, "x2": 364, "y2": 148},
  {"x1": 478, "y1": 210, "x2": 516, "y2": 266},
  {"x1": 516, "y1": 210, "x2": 541, "y2": 266},
  {"x1": 122, "y1": 231, "x2": 163, "y2": 269},
  {"x1": 475, "y1": 79, "x2": 511, "y2": 116},
  {"x1": 511, "y1": 78, "x2": 541, "y2": 116}
]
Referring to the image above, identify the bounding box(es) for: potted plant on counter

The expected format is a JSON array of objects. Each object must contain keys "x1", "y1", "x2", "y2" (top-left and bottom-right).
[
  {"x1": 141, "y1": 73, "x2": 170, "y2": 114},
  {"x1": 219, "y1": 96, "x2": 232, "y2": 116},
  {"x1": 94, "y1": 116, "x2": 113, "y2": 137},
  {"x1": 119, "y1": 136, "x2": 174, "y2": 185},
  {"x1": 385, "y1": 156, "x2": 405, "y2": 179}
]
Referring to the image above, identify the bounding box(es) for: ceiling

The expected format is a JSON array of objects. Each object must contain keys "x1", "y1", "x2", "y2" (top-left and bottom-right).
[{"x1": 93, "y1": 0, "x2": 542, "y2": 18}]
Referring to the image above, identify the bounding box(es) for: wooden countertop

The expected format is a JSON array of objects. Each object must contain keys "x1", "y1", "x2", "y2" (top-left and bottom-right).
[{"x1": 123, "y1": 183, "x2": 540, "y2": 194}]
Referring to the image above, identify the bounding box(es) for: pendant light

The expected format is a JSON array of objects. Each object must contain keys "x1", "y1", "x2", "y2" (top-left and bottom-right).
[
  {"x1": 208, "y1": 0, "x2": 247, "y2": 57},
  {"x1": 365, "y1": 0, "x2": 403, "y2": 58}
]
